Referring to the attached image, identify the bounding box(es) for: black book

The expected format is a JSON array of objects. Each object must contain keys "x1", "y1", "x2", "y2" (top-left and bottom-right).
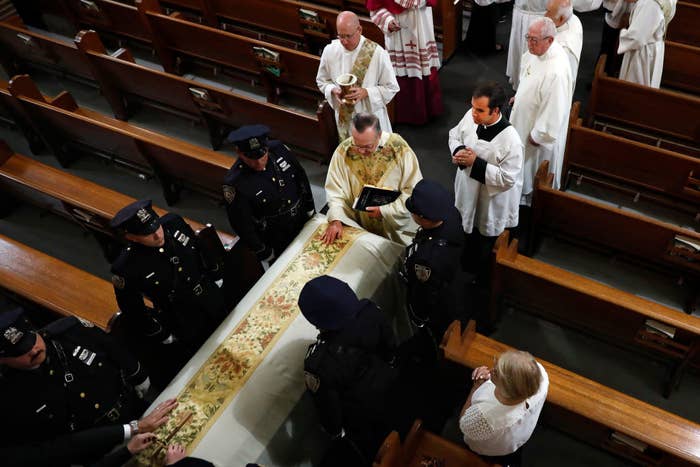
[{"x1": 353, "y1": 185, "x2": 401, "y2": 211}]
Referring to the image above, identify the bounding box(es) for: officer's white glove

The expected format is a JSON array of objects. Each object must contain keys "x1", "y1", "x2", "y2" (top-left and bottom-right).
[
  {"x1": 215, "y1": 279, "x2": 224, "y2": 288},
  {"x1": 134, "y1": 377, "x2": 151, "y2": 399}
]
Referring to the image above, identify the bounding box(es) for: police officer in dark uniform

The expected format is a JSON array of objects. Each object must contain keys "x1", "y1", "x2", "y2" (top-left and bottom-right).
[
  {"x1": 223, "y1": 125, "x2": 315, "y2": 263},
  {"x1": 299, "y1": 275, "x2": 398, "y2": 466},
  {"x1": 110, "y1": 200, "x2": 228, "y2": 355},
  {"x1": 402, "y1": 179, "x2": 465, "y2": 355},
  {"x1": 0, "y1": 308, "x2": 176, "y2": 467}
]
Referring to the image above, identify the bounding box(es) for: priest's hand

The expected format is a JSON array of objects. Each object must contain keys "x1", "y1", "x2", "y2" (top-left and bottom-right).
[
  {"x1": 528, "y1": 134, "x2": 541, "y2": 147},
  {"x1": 322, "y1": 220, "x2": 344, "y2": 244},
  {"x1": 388, "y1": 20, "x2": 401, "y2": 33},
  {"x1": 453, "y1": 148, "x2": 476, "y2": 167},
  {"x1": 344, "y1": 87, "x2": 368, "y2": 102},
  {"x1": 366, "y1": 206, "x2": 383, "y2": 219},
  {"x1": 331, "y1": 87, "x2": 343, "y2": 105}
]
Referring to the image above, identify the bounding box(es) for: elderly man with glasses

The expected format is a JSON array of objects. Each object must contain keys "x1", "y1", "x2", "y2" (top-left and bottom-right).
[
  {"x1": 322, "y1": 113, "x2": 423, "y2": 246},
  {"x1": 316, "y1": 11, "x2": 399, "y2": 141},
  {"x1": 510, "y1": 17, "x2": 572, "y2": 206}
]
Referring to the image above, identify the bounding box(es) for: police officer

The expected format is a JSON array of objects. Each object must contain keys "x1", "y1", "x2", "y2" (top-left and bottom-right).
[
  {"x1": 0, "y1": 308, "x2": 177, "y2": 466},
  {"x1": 299, "y1": 275, "x2": 398, "y2": 465},
  {"x1": 110, "y1": 200, "x2": 227, "y2": 353},
  {"x1": 223, "y1": 125, "x2": 315, "y2": 263},
  {"x1": 402, "y1": 179, "x2": 465, "y2": 353}
]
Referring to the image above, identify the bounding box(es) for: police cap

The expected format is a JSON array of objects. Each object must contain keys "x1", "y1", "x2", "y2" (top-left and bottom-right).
[
  {"x1": 0, "y1": 308, "x2": 37, "y2": 358},
  {"x1": 406, "y1": 179, "x2": 454, "y2": 222},
  {"x1": 110, "y1": 199, "x2": 161, "y2": 235},
  {"x1": 226, "y1": 124, "x2": 270, "y2": 159},
  {"x1": 298, "y1": 275, "x2": 362, "y2": 330}
]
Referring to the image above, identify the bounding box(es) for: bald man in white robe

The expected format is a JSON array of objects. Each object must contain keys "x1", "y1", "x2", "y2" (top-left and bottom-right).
[{"x1": 546, "y1": 0, "x2": 583, "y2": 92}]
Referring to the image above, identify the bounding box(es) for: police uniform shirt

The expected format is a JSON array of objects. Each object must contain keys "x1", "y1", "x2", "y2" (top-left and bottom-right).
[
  {"x1": 403, "y1": 207, "x2": 464, "y2": 318},
  {"x1": 222, "y1": 141, "x2": 314, "y2": 254},
  {"x1": 111, "y1": 213, "x2": 223, "y2": 343},
  {"x1": 0, "y1": 317, "x2": 146, "y2": 447},
  {"x1": 303, "y1": 301, "x2": 397, "y2": 436}
]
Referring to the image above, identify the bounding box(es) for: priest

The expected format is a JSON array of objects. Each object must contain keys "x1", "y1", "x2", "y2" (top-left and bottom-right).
[
  {"x1": 506, "y1": 0, "x2": 549, "y2": 90},
  {"x1": 618, "y1": 0, "x2": 677, "y2": 88},
  {"x1": 546, "y1": 0, "x2": 583, "y2": 91},
  {"x1": 316, "y1": 11, "x2": 399, "y2": 140},
  {"x1": 367, "y1": 0, "x2": 443, "y2": 124},
  {"x1": 510, "y1": 17, "x2": 572, "y2": 204},
  {"x1": 449, "y1": 82, "x2": 523, "y2": 280},
  {"x1": 322, "y1": 113, "x2": 423, "y2": 246}
]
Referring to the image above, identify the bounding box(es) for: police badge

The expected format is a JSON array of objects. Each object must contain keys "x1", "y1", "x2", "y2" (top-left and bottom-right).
[
  {"x1": 414, "y1": 264, "x2": 432, "y2": 282},
  {"x1": 111, "y1": 274, "x2": 126, "y2": 289},
  {"x1": 223, "y1": 185, "x2": 236, "y2": 204}
]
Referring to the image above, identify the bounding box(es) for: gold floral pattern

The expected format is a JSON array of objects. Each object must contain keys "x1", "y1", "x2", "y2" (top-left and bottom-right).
[
  {"x1": 343, "y1": 134, "x2": 408, "y2": 187},
  {"x1": 136, "y1": 224, "x2": 365, "y2": 466},
  {"x1": 337, "y1": 38, "x2": 378, "y2": 140}
]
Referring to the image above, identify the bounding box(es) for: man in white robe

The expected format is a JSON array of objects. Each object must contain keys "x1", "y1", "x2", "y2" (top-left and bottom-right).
[
  {"x1": 322, "y1": 113, "x2": 423, "y2": 246},
  {"x1": 368, "y1": 0, "x2": 443, "y2": 124},
  {"x1": 546, "y1": 0, "x2": 583, "y2": 91},
  {"x1": 449, "y1": 82, "x2": 523, "y2": 278},
  {"x1": 510, "y1": 17, "x2": 572, "y2": 204},
  {"x1": 316, "y1": 11, "x2": 400, "y2": 140},
  {"x1": 598, "y1": 0, "x2": 632, "y2": 76},
  {"x1": 505, "y1": 0, "x2": 549, "y2": 90},
  {"x1": 618, "y1": 0, "x2": 676, "y2": 88}
]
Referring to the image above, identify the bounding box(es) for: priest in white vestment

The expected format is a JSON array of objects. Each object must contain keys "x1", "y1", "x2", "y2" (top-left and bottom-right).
[
  {"x1": 368, "y1": 0, "x2": 443, "y2": 124},
  {"x1": 317, "y1": 11, "x2": 400, "y2": 141},
  {"x1": 618, "y1": 0, "x2": 677, "y2": 88},
  {"x1": 506, "y1": 0, "x2": 549, "y2": 90},
  {"x1": 598, "y1": 0, "x2": 632, "y2": 76},
  {"x1": 449, "y1": 82, "x2": 524, "y2": 277},
  {"x1": 323, "y1": 113, "x2": 423, "y2": 246},
  {"x1": 510, "y1": 18, "x2": 572, "y2": 204},
  {"x1": 546, "y1": 0, "x2": 583, "y2": 91}
]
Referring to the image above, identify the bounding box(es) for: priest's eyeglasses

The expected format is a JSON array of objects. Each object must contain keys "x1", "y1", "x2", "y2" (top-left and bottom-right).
[
  {"x1": 337, "y1": 31, "x2": 359, "y2": 40},
  {"x1": 524, "y1": 35, "x2": 551, "y2": 44}
]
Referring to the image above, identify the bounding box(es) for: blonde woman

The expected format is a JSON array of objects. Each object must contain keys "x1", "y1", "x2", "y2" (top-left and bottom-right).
[{"x1": 459, "y1": 350, "x2": 549, "y2": 466}]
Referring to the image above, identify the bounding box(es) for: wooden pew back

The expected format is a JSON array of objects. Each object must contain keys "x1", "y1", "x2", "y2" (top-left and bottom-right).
[
  {"x1": 61, "y1": 0, "x2": 151, "y2": 43},
  {"x1": 0, "y1": 232, "x2": 118, "y2": 330},
  {"x1": 531, "y1": 161, "x2": 700, "y2": 279},
  {"x1": 442, "y1": 321, "x2": 700, "y2": 466},
  {"x1": 663, "y1": 41, "x2": 700, "y2": 95},
  {"x1": 588, "y1": 56, "x2": 700, "y2": 150},
  {"x1": 667, "y1": 2, "x2": 700, "y2": 47},
  {"x1": 563, "y1": 102, "x2": 700, "y2": 212}
]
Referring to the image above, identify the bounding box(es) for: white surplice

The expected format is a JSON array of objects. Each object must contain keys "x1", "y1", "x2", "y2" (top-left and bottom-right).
[
  {"x1": 369, "y1": 1, "x2": 441, "y2": 78},
  {"x1": 618, "y1": 0, "x2": 676, "y2": 88},
  {"x1": 325, "y1": 131, "x2": 423, "y2": 246},
  {"x1": 317, "y1": 36, "x2": 400, "y2": 136},
  {"x1": 555, "y1": 14, "x2": 583, "y2": 91},
  {"x1": 506, "y1": 0, "x2": 549, "y2": 90},
  {"x1": 448, "y1": 112, "x2": 524, "y2": 236},
  {"x1": 510, "y1": 41, "x2": 573, "y2": 201}
]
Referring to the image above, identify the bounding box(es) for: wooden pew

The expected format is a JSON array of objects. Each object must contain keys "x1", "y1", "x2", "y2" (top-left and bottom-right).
[
  {"x1": 74, "y1": 30, "x2": 338, "y2": 159},
  {"x1": 490, "y1": 231, "x2": 700, "y2": 396},
  {"x1": 442, "y1": 321, "x2": 700, "y2": 466},
  {"x1": 663, "y1": 41, "x2": 700, "y2": 96},
  {"x1": 373, "y1": 419, "x2": 498, "y2": 467},
  {"x1": 587, "y1": 55, "x2": 700, "y2": 158},
  {"x1": 0, "y1": 15, "x2": 93, "y2": 82},
  {"x1": 136, "y1": 0, "x2": 321, "y2": 104},
  {"x1": 667, "y1": 2, "x2": 700, "y2": 47},
  {"x1": 531, "y1": 160, "x2": 700, "y2": 311},
  {"x1": 0, "y1": 232, "x2": 118, "y2": 331},
  {"x1": 563, "y1": 102, "x2": 700, "y2": 217},
  {"x1": 4, "y1": 74, "x2": 235, "y2": 205}
]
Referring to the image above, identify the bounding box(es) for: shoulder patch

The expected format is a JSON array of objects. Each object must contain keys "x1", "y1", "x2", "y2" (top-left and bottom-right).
[
  {"x1": 304, "y1": 371, "x2": 321, "y2": 393},
  {"x1": 77, "y1": 317, "x2": 95, "y2": 328},
  {"x1": 112, "y1": 274, "x2": 125, "y2": 289},
  {"x1": 223, "y1": 184, "x2": 236, "y2": 204},
  {"x1": 414, "y1": 264, "x2": 432, "y2": 282}
]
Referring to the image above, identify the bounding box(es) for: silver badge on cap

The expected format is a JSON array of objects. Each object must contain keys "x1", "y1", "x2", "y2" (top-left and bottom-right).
[
  {"x1": 3, "y1": 327, "x2": 23, "y2": 345},
  {"x1": 249, "y1": 137, "x2": 260, "y2": 150},
  {"x1": 414, "y1": 264, "x2": 432, "y2": 282},
  {"x1": 136, "y1": 208, "x2": 151, "y2": 224}
]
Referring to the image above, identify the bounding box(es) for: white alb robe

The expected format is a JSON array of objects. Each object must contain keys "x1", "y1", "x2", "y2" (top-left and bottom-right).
[
  {"x1": 369, "y1": 1, "x2": 441, "y2": 78},
  {"x1": 618, "y1": 0, "x2": 675, "y2": 88},
  {"x1": 555, "y1": 14, "x2": 583, "y2": 92},
  {"x1": 510, "y1": 41, "x2": 573, "y2": 201},
  {"x1": 316, "y1": 36, "x2": 400, "y2": 136},
  {"x1": 449, "y1": 112, "x2": 524, "y2": 237},
  {"x1": 325, "y1": 131, "x2": 423, "y2": 246},
  {"x1": 506, "y1": 0, "x2": 549, "y2": 90}
]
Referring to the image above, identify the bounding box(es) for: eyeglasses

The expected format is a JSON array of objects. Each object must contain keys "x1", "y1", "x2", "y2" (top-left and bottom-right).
[
  {"x1": 525, "y1": 35, "x2": 551, "y2": 44},
  {"x1": 337, "y1": 30, "x2": 358, "y2": 40},
  {"x1": 351, "y1": 139, "x2": 379, "y2": 153}
]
